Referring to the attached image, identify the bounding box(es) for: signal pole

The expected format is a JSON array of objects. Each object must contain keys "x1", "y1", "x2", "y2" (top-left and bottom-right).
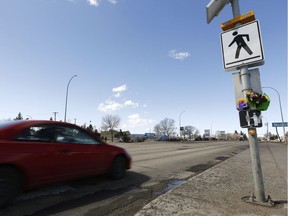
[
  {"x1": 230, "y1": 0, "x2": 265, "y2": 203},
  {"x1": 207, "y1": 0, "x2": 272, "y2": 205}
]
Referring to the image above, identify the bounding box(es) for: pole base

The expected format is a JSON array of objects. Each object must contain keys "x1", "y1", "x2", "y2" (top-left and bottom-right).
[{"x1": 242, "y1": 194, "x2": 275, "y2": 207}]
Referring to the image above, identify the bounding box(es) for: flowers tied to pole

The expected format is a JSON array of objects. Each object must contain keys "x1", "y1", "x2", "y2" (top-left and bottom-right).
[
  {"x1": 236, "y1": 98, "x2": 249, "y2": 111},
  {"x1": 246, "y1": 91, "x2": 270, "y2": 111},
  {"x1": 236, "y1": 91, "x2": 270, "y2": 111}
]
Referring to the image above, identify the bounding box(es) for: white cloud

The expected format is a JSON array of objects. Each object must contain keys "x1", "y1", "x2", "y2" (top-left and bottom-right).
[
  {"x1": 114, "y1": 92, "x2": 121, "y2": 98},
  {"x1": 108, "y1": 0, "x2": 117, "y2": 4},
  {"x1": 87, "y1": 0, "x2": 101, "y2": 7},
  {"x1": 126, "y1": 114, "x2": 154, "y2": 128},
  {"x1": 112, "y1": 84, "x2": 127, "y2": 93},
  {"x1": 112, "y1": 84, "x2": 127, "y2": 97},
  {"x1": 98, "y1": 99, "x2": 140, "y2": 112},
  {"x1": 98, "y1": 85, "x2": 143, "y2": 113},
  {"x1": 86, "y1": 0, "x2": 117, "y2": 7},
  {"x1": 124, "y1": 100, "x2": 139, "y2": 108},
  {"x1": 97, "y1": 100, "x2": 123, "y2": 112},
  {"x1": 169, "y1": 49, "x2": 190, "y2": 61}
]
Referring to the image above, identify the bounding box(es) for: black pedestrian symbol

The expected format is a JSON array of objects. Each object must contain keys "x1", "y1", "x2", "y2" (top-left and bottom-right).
[{"x1": 228, "y1": 31, "x2": 253, "y2": 59}]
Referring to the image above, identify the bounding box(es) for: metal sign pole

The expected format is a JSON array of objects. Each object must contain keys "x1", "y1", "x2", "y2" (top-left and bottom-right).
[{"x1": 231, "y1": 0, "x2": 266, "y2": 203}]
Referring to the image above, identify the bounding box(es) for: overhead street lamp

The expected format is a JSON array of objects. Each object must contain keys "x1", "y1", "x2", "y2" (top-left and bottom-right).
[
  {"x1": 26, "y1": 115, "x2": 33, "y2": 120},
  {"x1": 64, "y1": 75, "x2": 77, "y2": 122},
  {"x1": 262, "y1": 86, "x2": 286, "y2": 144}
]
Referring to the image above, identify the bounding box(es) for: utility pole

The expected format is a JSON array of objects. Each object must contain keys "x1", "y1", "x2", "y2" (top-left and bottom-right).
[{"x1": 52, "y1": 112, "x2": 58, "y2": 121}]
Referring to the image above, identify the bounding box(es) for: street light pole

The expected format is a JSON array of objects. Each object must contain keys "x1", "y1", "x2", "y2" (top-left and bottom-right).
[
  {"x1": 265, "y1": 122, "x2": 269, "y2": 141},
  {"x1": 262, "y1": 116, "x2": 269, "y2": 141},
  {"x1": 179, "y1": 111, "x2": 186, "y2": 140},
  {"x1": 64, "y1": 75, "x2": 77, "y2": 122},
  {"x1": 52, "y1": 112, "x2": 58, "y2": 121},
  {"x1": 262, "y1": 86, "x2": 286, "y2": 144}
]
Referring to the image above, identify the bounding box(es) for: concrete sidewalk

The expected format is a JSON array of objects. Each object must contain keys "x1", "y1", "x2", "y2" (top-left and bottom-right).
[{"x1": 135, "y1": 142, "x2": 287, "y2": 216}]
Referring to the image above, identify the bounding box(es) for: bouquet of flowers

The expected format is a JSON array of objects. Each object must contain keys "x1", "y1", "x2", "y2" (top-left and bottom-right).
[{"x1": 246, "y1": 91, "x2": 270, "y2": 111}]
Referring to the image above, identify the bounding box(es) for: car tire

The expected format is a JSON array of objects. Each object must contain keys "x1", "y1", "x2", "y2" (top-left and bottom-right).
[
  {"x1": 109, "y1": 156, "x2": 127, "y2": 180},
  {"x1": 0, "y1": 167, "x2": 23, "y2": 208}
]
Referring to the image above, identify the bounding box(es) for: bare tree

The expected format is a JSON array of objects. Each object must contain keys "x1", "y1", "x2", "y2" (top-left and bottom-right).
[
  {"x1": 183, "y1": 125, "x2": 199, "y2": 140},
  {"x1": 14, "y1": 112, "x2": 23, "y2": 120},
  {"x1": 101, "y1": 114, "x2": 121, "y2": 142},
  {"x1": 154, "y1": 118, "x2": 176, "y2": 139}
]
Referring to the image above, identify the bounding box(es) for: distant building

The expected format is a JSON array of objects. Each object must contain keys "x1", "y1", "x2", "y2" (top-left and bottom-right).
[
  {"x1": 204, "y1": 129, "x2": 210, "y2": 139},
  {"x1": 215, "y1": 131, "x2": 227, "y2": 140}
]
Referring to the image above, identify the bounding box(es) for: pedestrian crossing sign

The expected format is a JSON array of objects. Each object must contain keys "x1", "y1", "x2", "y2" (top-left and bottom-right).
[
  {"x1": 239, "y1": 110, "x2": 262, "y2": 128},
  {"x1": 220, "y1": 20, "x2": 264, "y2": 71}
]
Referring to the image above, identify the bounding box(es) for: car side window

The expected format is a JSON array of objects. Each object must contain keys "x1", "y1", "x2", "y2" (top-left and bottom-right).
[
  {"x1": 55, "y1": 126, "x2": 100, "y2": 145},
  {"x1": 16, "y1": 125, "x2": 55, "y2": 142}
]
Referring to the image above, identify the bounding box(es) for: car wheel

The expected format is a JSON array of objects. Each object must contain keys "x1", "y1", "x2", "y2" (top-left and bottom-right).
[
  {"x1": 109, "y1": 156, "x2": 127, "y2": 180},
  {"x1": 0, "y1": 167, "x2": 23, "y2": 208}
]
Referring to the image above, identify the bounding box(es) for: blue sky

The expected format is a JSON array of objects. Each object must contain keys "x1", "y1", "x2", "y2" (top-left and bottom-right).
[{"x1": 0, "y1": 0, "x2": 287, "y2": 137}]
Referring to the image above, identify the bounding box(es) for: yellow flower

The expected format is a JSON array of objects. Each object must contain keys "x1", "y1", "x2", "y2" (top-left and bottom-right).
[{"x1": 236, "y1": 98, "x2": 248, "y2": 105}]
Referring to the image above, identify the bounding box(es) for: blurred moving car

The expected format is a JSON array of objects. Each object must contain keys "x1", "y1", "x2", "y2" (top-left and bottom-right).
[{"x1": 0, "y1": 120, "x2": 131, "y2": 207}]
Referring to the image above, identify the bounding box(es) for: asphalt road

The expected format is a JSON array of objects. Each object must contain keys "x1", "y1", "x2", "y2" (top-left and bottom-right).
[{"x1": 0, "y1": 141, "x2": 249, "y2": 216}]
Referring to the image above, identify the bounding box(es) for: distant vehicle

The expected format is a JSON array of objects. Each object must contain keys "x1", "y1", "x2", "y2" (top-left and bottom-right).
[
  {"x1": 144, "y1": 133, "x2": 157, "y2": 140},
  {"x1": 158, "y1": 135, "x2": 169, "y2": 141},
  {"x1": 0, "y1": 120, "x2": 131, "y2": 207}
]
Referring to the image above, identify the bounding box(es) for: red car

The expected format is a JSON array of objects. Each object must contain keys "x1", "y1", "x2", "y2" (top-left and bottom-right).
[{"x1": 0, "y1": 120, "x2": 131, "y2": 207}]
